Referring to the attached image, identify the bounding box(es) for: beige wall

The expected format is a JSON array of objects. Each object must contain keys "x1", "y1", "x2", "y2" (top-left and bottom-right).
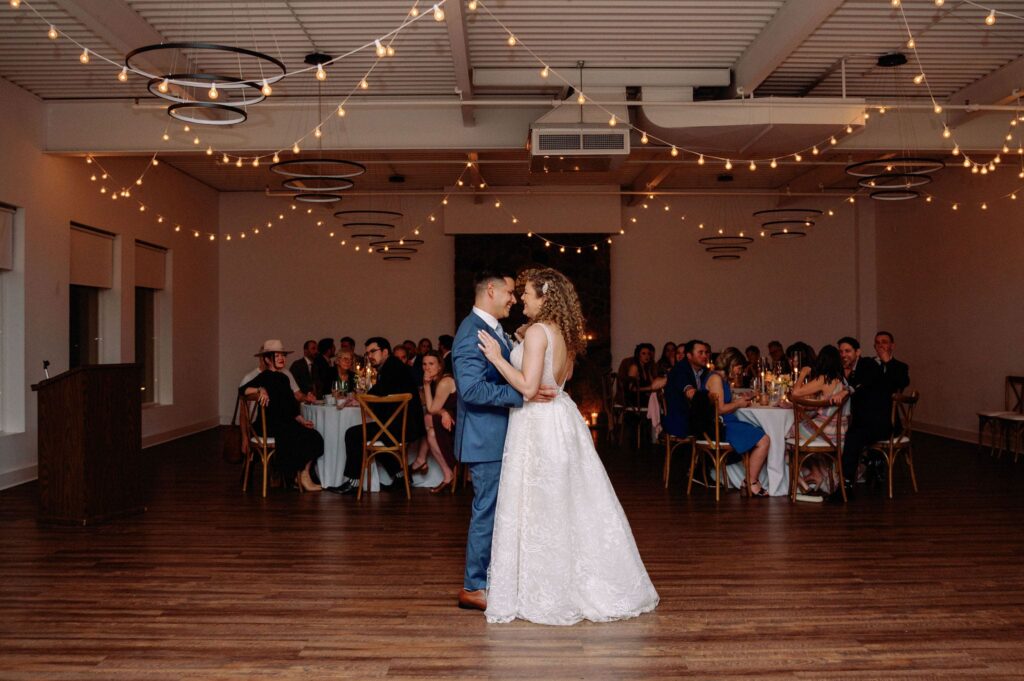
[
  {"x1": 875, "y1": 170, "x2": 1024, "y2": 439},
  {"x1": 217, "y1": 193, "x2": 456, "y2": 420},
  {"x1": 610, "y1": 195, "x2": 877, "y2": 364},
  {"x1": 0, "y1": 78, "x2": 221, "y2": 487}
]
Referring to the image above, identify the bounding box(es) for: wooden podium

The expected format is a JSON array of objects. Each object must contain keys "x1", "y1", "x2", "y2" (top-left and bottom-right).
[{"x1": 31, "y1": 364, "x2": 145, "y2": 525}]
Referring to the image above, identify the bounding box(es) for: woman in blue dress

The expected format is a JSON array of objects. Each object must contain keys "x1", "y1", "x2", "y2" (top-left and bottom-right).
[{"x1": 703, "y1": 347, "x2": 771, "y2": 496}]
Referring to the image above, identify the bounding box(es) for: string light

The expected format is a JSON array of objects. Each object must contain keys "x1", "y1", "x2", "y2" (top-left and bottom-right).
[
  {"x1": 934, "y1": 104, "x2": 943, "y2": 114},
  {"x1": 292, "y1": 142, "x2": 300, "y2": 154},
  {"x1": 433, "y1": 4, "x2": 445, "y2": 21},
  {"x1": 540, "y1": 65, "x2": 549, "y2": 78},
  {"x1": 158, "y1": 78, "x2": 169, "y2": 93},
  {"x1": 671, "y1": 146, "x2": 679, "y2": 158},
  {"x1": 608, "y1": 115, "x2": 617, "y2": 127},
  {"x1": 272, "y1": 152, "x2": 280, "y2": 163},
  {"x1": 468, "y1": 0, "x2": 478, "y2": 9},
  {"x1": 79, "y1": 49, "x2": 90, "y2": 64},
  {"x1": 375, "y1": 39, "x2": 386, "y2": 58},
  {"x1": 913, "y1": 73, "x2": 924, "y2": 85},
  {"x1": 640, "y1": 132, "x2": 648, "y2": 144},
  {"x1": 748, "y1": 160, "x2": 756, "y2": 171},
  {"x1": 47, "y1": 25, "x2": 57, "y2": 39},
  {"x1": 261, "y1": 80, "x2": 272, "y2": 96},
  {"x1": 222, "y1": 153, "x2": 230, "y2": 163},
  {"x1": 117, "y1": 66, "x2": 128, "y2": 82},
  {"x1": 770, "y1": 158, "x2": 778, "y2": 169},
  {"x1": 316, "y1": 63, "x2": 327, "y2": 81},
  {"x1": 985, "y1": 10, "x2": 996, "y2": 26},
  {"x1": 337, "y1": 105, "x2": 346, "y2": 117},
  {"x1": 359, "y1": 78, "x2": 369, "y2": 90},
  {"x1": 576, "y1": 92, "x2": 586, "y2": 105},
  {"x1": 208, "y1": 82, "x2": 219, "y2": 99},
  {"x1": 314, "y1": 126, "x2": 322, "y2": 138},
  {"x1": 507, "y1": 34, "x2": 517, "y2": 47}
]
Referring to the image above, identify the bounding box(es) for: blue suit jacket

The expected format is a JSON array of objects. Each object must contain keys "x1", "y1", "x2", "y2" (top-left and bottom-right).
[
  {"x1": 452, "y1": 312, "x2": 524, "y2": 463},
  {"x1": 662, "y1": 362, "x2": 705, "y2": 439}
]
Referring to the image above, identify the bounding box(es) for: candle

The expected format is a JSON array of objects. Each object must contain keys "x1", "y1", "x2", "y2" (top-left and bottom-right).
[{"x1": 590, "y1": 411, "x2": 599, "y2": 426}]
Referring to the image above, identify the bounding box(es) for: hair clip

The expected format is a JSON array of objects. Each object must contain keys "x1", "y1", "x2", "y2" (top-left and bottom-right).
[{"x1": 541, "y1": 281, "x2": 549, "y2": 294}]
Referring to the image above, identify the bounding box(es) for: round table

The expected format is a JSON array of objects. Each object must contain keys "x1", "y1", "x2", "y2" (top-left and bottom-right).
[{"x1": 303, "y1": 402, "x2": 443, "y2": 492}]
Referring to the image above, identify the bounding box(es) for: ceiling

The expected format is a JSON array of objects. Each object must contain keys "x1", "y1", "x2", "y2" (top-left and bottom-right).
[{"x1": 1, "y1": 0, "x2": 1022, "y2": 196}]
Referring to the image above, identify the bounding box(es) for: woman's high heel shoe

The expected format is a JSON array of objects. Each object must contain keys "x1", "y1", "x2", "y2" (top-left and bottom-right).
[{"x1": 430, "y1": 477, "x2": 454, "y2": 494}]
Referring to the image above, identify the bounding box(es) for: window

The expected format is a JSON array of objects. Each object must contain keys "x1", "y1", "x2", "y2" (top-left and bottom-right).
[
  {"x1": 69, "y1": 284, "x2": 100, "y2": 368},
  {"x1": 0, "y1": 203, "x2": 25, "y2": 435},
  {"x1": 135, "y1": 287, "x2": 155, "y2": 402}
]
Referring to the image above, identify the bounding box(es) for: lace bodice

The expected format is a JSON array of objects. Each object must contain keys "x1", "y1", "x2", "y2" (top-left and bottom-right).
[{"x1": 510, "y1": 323, "x2": 564, "y2": 391}]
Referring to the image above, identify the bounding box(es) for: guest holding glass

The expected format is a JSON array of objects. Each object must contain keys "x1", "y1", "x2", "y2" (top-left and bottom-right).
[
  {"x1": 240, "y1": 340, "x2": 324, "y2": 493},
  {"x1": 703, "y1": 347, "x2": 770, "y2": 497}
]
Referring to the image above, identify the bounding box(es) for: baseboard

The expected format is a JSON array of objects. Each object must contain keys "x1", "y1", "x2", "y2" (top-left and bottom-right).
[
  {"x1": 142, "y1": 417, "x2": 221, "y2": 448},
  {"x1": 0, "y1": 464, "x2": 37, "y2": 490},
  {"x1": 914, "y1": 421, "x2": 975, "y2": 444}
]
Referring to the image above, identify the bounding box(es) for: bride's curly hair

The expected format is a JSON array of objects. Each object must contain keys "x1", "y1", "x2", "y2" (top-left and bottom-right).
[{"x1": 516, "y1": 267, "x2": 587, "y2": 358}]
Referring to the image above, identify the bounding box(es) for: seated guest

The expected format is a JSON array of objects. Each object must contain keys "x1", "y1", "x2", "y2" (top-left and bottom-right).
[
  {"x1": 438, "y1": 334, "x2": 454, "y2": 376},
  {"x1": 402, "y1": 339, "x2": 418, "y2": 363},
  {"x1": 663, "y1": 339, "x2": 711, "y2": 439},
  {"x1": 767, "y1": 340, "x2": 790, "y2": 372},
  {"x1": 616, "y1": 343, "x2": 666, "y2": 407},
  {"x1": 411, "y1": 350, "x2": 457, "y2": 492},
  {"x1": 702, "y1": 347, "x2": 770, "y2": 497},
  {"x1": 241, "y1": 351, "x2": 308, "y2": 404},
  {"x1": 335, "y1": 349, "x2": 357, "y2": 392},
  {"x1": 335, "y1": 337, "x2": 427, "y2": 494},
  {"x1": 657, "y1": 342, "x2": 677, "y2": 376},
  {"x1": 874, "y1": 331, "x2": 910, "y2": 396},
  {"x1": 313, "y1": 337, "x2": 336, "y2": 397},
  {"x1": 836, "y1": 335, "x2": 908, "y2": 496},
  {"x1": 289, "y1": 339, "x2": 318, "y2": 397},
  {"x1": 743, "y1": 345, "x2": 761, "y2": 386},
  {"x1": 789, "y1": 345, "x2": 849, "y2": 492},
  {"x1": 417, "y1": 337, "x2": 433, "y2": 357},
  {"x1": 339, "y1": 336, "x2": 356, "y2": 354},
  {"x1": 786, "y1": 341, "x2": 817, "y2": 370},
  {"x1": 240, "y1": 340, "x2": 324, "y2": 492},
  {"x1": 674, "y1": 342, "x2": 687, "y2": 364},
  {"x1": 392, "y1": 344, "x2": 409, "y2": 365}
]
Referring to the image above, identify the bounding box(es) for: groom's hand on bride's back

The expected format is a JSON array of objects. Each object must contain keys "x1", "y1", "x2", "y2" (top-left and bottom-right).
[{"x1": 531, "y1": 384, "x2": 559, "y2": 403}]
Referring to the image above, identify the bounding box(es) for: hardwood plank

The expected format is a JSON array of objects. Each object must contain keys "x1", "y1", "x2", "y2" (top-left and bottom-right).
[{"x1": 1, "y1": 430, "x2": 1022, "y2": 679}]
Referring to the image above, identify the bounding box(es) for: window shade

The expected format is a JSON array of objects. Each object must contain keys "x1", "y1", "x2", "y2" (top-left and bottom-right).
[
  {"x1": 70, "y1": 226, "x2": 114, "y2": 288},
  {"x1": 134, "y1": 242, "x2": 166, "y2": 290}
]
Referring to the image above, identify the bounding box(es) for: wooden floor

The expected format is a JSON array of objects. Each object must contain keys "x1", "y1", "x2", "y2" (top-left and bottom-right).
[{"x1": 1, "y1": 431, "x2": 1023, "y2": 680}]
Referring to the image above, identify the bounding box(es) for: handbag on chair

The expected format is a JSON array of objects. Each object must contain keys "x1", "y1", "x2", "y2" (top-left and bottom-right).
[{"x1": 221, "y1": 394, "x2": 243, "y2": 464}]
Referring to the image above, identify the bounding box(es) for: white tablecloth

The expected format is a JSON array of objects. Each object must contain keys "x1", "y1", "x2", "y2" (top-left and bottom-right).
[
  {"x1": 717, "y1": 406, "x2": 793, "y2": 497},
  {"x1": 303, "y1": 403, "x2": 443, "y2": 492}
]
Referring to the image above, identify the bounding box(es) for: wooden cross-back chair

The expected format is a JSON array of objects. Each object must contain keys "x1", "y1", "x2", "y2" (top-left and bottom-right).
[
  {"x1": 355, "y1": 393, "x2": 412, "y2": 500},
  {"x1": 868, "y1": 390, "x2": 919, "y2": 499},
  {"x1": 239, "y1": 395, "x2": 276, "y2": 498},
  {"x1": 688, "y1": 393, "x2": 750, "y2": 501},
  {"x1": 977, "y1": 375, "x2": 1024, "y2": 456},
  {"x1": 996, "y1": 377, "x2": 1024, "y2": 461},
  {"x1": 659, "y1": 389, "x2": 694, "y2": 488},
  {"x1": 787, "y1": 394, "x2": 848, "y2": 502}
]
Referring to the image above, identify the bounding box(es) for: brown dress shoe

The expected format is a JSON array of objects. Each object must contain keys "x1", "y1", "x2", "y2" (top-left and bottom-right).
[{"x1": 457, "y1": 589, "x2": 487, "y2": 611}]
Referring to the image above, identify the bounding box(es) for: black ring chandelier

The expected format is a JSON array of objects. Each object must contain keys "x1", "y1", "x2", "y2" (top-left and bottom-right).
[
  {"x1": 705, "y1": 246, "x2": 748, "y2": 253},
  {"x1": 350, "y1": 232, "x2": 387, "y2": 240},
  {"x1": 769, "y1": 230, "x2": 807, "y2": 239},
  {"x1": 126, "y1": 42, "x2": 286, "y2": 125},
  {"x1": 293, "y1": 193, "x2": 345, "y2": 204},
  {"x1": 698, "y1": 236, "x2": 754, "y2": 247},
  {"x1": 334, "y1": 209, "x2": 403, "y2": 219},
  {"x1": 281, "y1": 177, "x2": 355, "y2": 192},
  {"x1": 370, "y1": 239, "x2": 423, "y2": 247},
  {"x1": 343, "y1": 222, "x2": 396, "y2": 230},
  {"x1": 712, "y1": 254, "x2": 742, "y2": 261},
  {"x1": 760, "y1": 219, "x2": 816, "y2": 229},
  {"x1": 752, "y1": 208, "x2": 823, "y2": 219},
  {"x1": 271, "y1": 159, "x2": 367, "y2": 179},
  {"x1": 374, "y1": 246, "x2": 418, "y2": 254},
  {"x1": 844, "y1": 157, "x2": 945, "y2": 178},
  {"x1": 857, "y1": 173, "x2": 933, "y2": 189},
  {"x1": 383, "y1": 256, "x2": 412, "y2": 262},
  {"x1": 168, "y1": 101, "x2": 247, "y2": 126}
]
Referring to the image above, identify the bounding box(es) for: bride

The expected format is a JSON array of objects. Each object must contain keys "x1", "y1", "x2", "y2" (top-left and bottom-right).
[{"x1": 476, "y1": 267, "x2": 659, "y2": 625}]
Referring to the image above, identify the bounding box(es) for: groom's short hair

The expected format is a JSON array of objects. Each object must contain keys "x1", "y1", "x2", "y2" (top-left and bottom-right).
[{"x1": 473, "y1": 270, "x2": 513, "y2": 295}]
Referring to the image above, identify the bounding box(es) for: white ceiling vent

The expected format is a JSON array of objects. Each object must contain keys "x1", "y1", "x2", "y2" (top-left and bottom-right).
[{"x1": 530, "y1": 128, "x2": 630, "y2": 156}]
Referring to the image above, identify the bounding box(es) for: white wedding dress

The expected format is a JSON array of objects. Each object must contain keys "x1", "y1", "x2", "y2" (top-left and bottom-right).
[{"x1": 486, "y1": 324, "x2": 659, "y2": 625}]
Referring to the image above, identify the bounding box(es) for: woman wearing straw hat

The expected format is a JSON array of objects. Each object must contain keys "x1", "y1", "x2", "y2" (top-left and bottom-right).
[{"x1": 240, "y1": 340, "x2": 324, "y2": 492}]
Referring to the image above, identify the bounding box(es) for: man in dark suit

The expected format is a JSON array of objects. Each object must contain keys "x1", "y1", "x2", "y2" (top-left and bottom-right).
[
  {"x1": 837, "y1": 334, "x2": 910, "y2": 494},
  {"x1": 336, "y1": 337, "x2": 426, "y2": 491},
  {"x1": 312, "y1": 337, "x2": 335, "y2": 398},
  {"x1": 289, "y1": 339, "x2": 318, "y2": 396},
  {"x1": 663, "y1": 339, "x2": 710, "y2": 439},
  {"x1": 438, "y1": 334, "x2": 454, "y2": 376}
]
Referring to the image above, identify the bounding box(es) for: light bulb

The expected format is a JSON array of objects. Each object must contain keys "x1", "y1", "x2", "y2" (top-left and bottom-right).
[
  {"x1": 468, "y1": 0, "x2": 478, "y2": 9},
  {"x1": 608, "y1": 115, "x2": 617, "y2": 127},
  {"x1": 540, "y1": 65, "x2": 549, "y2": 79},
  {"x1": 135, "y1": 178, "x2": 142, "y2": 186},
  {"x1": 157, "y1": 78, "x2": 170, "y2": 94},
  {"x1": 192, "y1": 136, "x2": 199, "y2": 145},
  {"x1": 209, "y1": 234, "x2": 215, "y2": 241},
  {"x1": 387, "y1": 45, "x2": 395, "y2": 57},
  {"x1": 235, "y1": 158, "x2": 243, "y2": 168},
  {"x1": 668, "y1": 146, "x2": 678, "y2": 158},
  {"x1": 770, "y1": 158, "x2": 777, "y2": 169},
  {"x1": 433, "y1": 4, "x2": 445, "y2": 21},
  {"x1": 891, "y1": 0, "x2": 900, "y2": 6},
  {"x1": 576, "y1": 247, "x2": 582, "y2": 254},
  {"x1": 359, "y1": 78, "x2": 369, "y2": 90},
  {"x1": 222, "y1": 153, "x2": 230, "y2": 163},
  {"x1": 640, "y1": 132, "x2": 648, "y2": 144},
  {"x1": 952, "y1": 203, "x2": 958, "y2": 210},
  {"x1": 828, "y1": 209, "x2": 835, "y2": 216},
  {"x1": 576, "y1": 92, "x2": 586, "y2": 104},
  {"x1": 879, "y1": 106, "x2": 886, "y2": 115},
  {"x1": 846, "y1": 124, "x2": 853, "y2": 133},
  {"x1": 261, "y1": 80, "x2": 272, "y2": 96},
  {"x1": 952, "y1": 145, "x2": 960, "y2": 156},
  {"x1": 913, "y1": 73, "x2": 924, "y2": 85},
  {"x1": 830, "y1": 136, "x2": 837, "y2": 145},
  {"x1": 79, "y1": 49, "x2": 90, "y2": 64},
  {"x1": 314, "y1": 126, "x2": 322, "y2": 138},
  {"x1": 696, "y1": 153, "x2": 703, "y2": 164},
  {"x1": 375, "y1": 39, "x2": 386, "y2": 58},
  {"x1": 934, "y1": 104, "x2": 943, "y2": 114},
  {"x1": 934, "y1": 0, "x2": 943, "y2": 5},
  {"x1": 943, "y1": 127, "x2": 951, "y2": 139},
  {"x1": 292, "y1": 142, "x2": 300, "y2": 154},
  {"x1": 985, "y1": 10, "x2": 995, "y2": 26},
  {"x1": 48, "y1": 25, "x2": 57, "y2": 39},
  {"x1": 337, "y1": 105, "x2": 346, "y2": 117},
  {"x1": 507, "y1": 35, "x2": 516, "y2": 47},
  {"x1": 316, "y1": 64, "x2": 327, "y2": 81},
  {"x1": 410, "y1": 5, "x2": 419, "y2": 16},
  {"x1": 9, "y1": 0, "x2": 20, "y2": 7},
  {"x1": 151, "y1": 159, "x2": 157, "y2": 167},
  {"x1": 208, "y1": 83, "x2": 219, "y2": 99},
  {"x1": 962, "y1": 157, "x2": 970, "y2": 167},
  {"x1": 559, "y1": 246, "x2": 565, "y2": 253},
  {"x1": 162, "y1": 132, "x2": 170, "y2": 141},
  {"x1": 494, "y1": 200, "x2": 501, "y2": 208},
  {"x1": 724, "y1": 159, "x2": 732, "y2": 170},
  {"x1": 812, "y1": 146, "x2": 819, "y2": 155},
  {"x1": 907, "y1": 38, "x2": 915, "y2": 49},
  {"x1": 527, "y1": 231, "x2": 533, "y2": 237},
  {"x1": 118, "y1": 66, "x2": 128, "y2": 82},
  {"x1": 206, "y1": 146, "x2": 213, "y2": 156},
  {"x1": 982, "y1": 202, "x2": 988, "y2": 210},
  {"x1": 138, "y1": 205, "x2": 146, "y2": 213},
  {"x1": 794, "y1": 153, "x2": 802, "y2": 162},
  {"x1": 273, "y1": 152, "x2": 280, "y2": 163},
  {"x1": 183, "y1": 124, "x2": 190, "y2": 132},
  {"x1": 848, "y1": 196, "x2": 856, "y2": 204},
  {"x1": 252, "y1": 158, "x2": 259, "y2": 167},
  {"x1": 748, "y1": 160, "x2": 756, "y2": 171},
  {"x1": 925, "y1": 196, "x2": 932, "y2": 203}
]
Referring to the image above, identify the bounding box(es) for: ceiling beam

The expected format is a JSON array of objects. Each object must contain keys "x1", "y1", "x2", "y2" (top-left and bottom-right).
[
  {"x1": 946, "y1": 55, "x2": 1024, "y2": 127},
  {"x1": 53, "y1": 0, "x2": 169, "y2": 71},
  {"x1": 444, "y1": 0, "x2": 475, "y2": 126},
  {"x1": 625, "y1": 164, "x2": 675, "y2": 206},
  {"x1": 730, "y1": 0, "x2": 844, "y2": 98}
]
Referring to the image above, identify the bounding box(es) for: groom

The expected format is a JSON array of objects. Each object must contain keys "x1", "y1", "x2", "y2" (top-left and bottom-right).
[{"x1": 452, "y1": 271, "x2": 555, "y2": 611}]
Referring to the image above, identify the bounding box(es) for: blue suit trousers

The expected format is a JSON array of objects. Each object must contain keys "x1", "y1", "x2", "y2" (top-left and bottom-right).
[{"x1": 463, "y1": 460, "x2": 502, "y2": 591}]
